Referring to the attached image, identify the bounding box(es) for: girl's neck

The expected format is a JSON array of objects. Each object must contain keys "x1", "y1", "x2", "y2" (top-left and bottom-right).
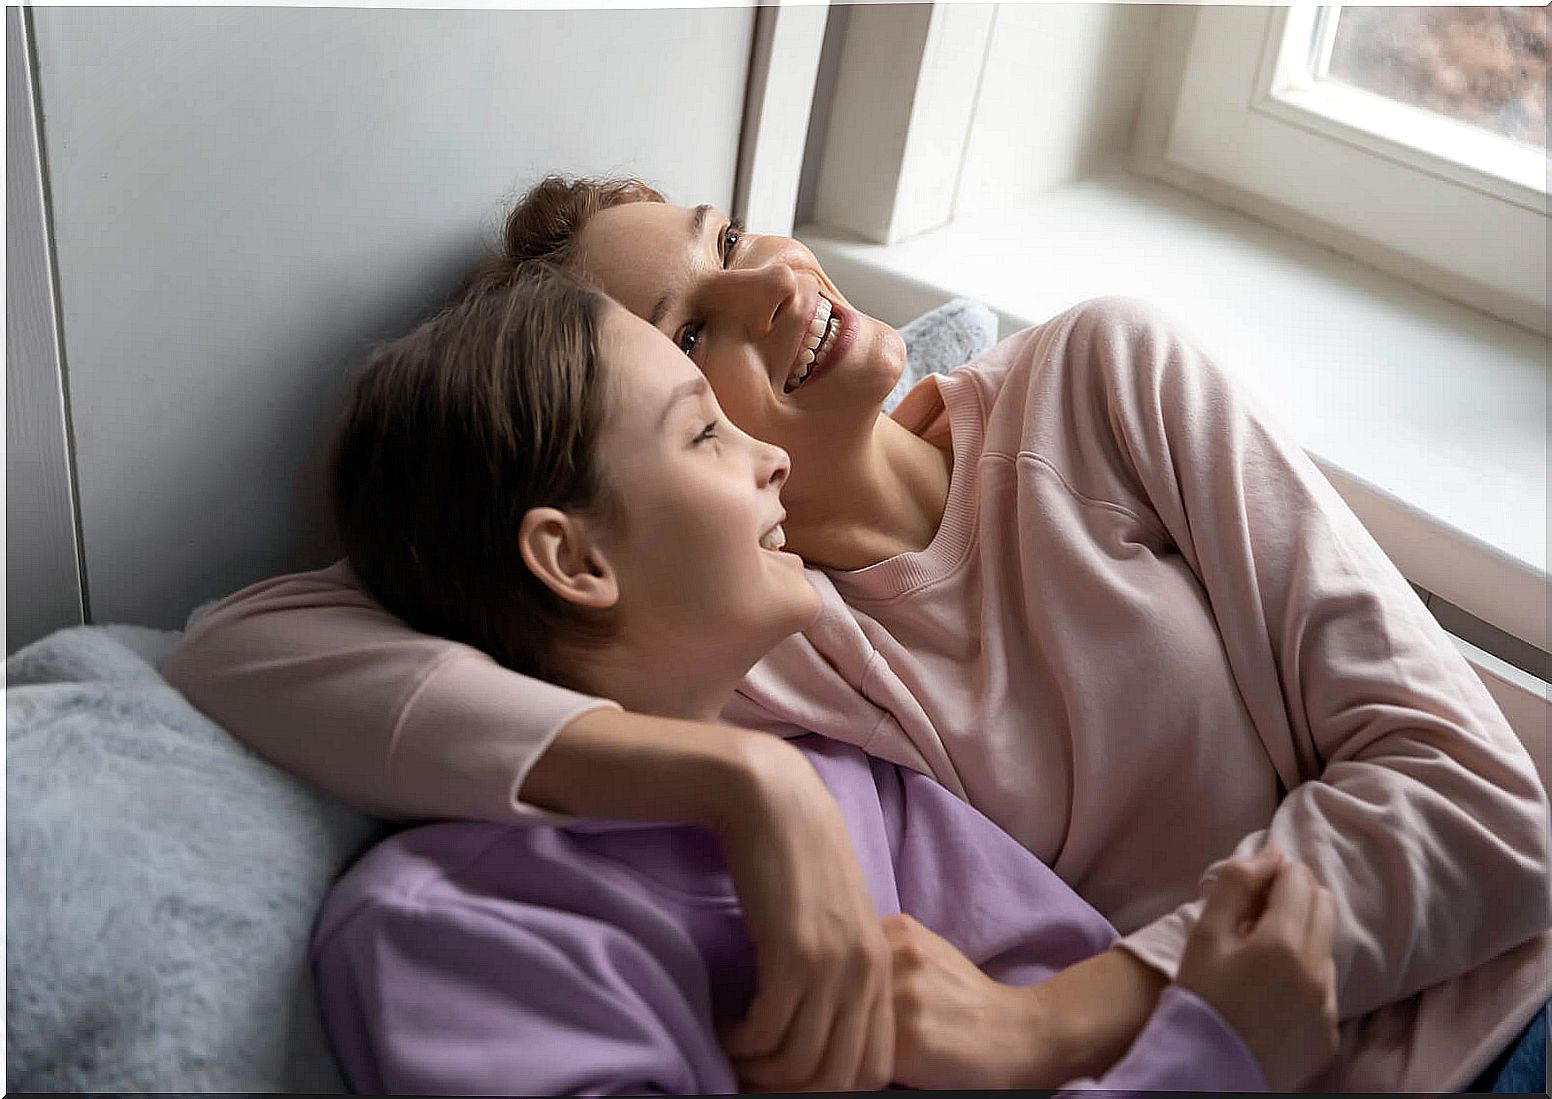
[
  {"x1": 556, "y1": 634, "x2": 762, "y2": 726},
  {"x1": 784, "y1": 413, "x2": 954, "y2": 572}
]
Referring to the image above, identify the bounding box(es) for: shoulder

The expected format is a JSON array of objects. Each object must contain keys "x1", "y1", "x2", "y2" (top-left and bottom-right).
[
  {"x1": 312, "y1": 821, "x2": 520, "y2": 946},
  {"x1": 975, "y1": 296, "x2": 1227, "y2": 423}
]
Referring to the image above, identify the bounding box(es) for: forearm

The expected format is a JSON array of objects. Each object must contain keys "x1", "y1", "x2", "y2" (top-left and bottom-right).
[
  {"x1": 520, "y1": 707, "x2": 798, "y2": 831},
  {"x1": 1091, "y1": 297, "x2": 1550, "y2": 1009},
  {"x1": 1013, "y1": 947, "x2": 1169, "y2": 1088}
]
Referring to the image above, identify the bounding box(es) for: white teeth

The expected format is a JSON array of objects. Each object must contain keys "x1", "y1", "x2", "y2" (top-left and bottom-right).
[
  {"x1": 817, "y1": 316, "x2": 839, "y2": 358},
  {"x1": 785, "y1": 298, "x2": 838, "y2": 394},
  {"x1": 759, "y1": 524, "x2": 787, "y2": 551}
]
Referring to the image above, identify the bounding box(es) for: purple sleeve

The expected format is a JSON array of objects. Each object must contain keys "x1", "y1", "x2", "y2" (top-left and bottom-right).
[
  {"x1": 313, "y1": 892, "x2": 738, "y2": 1096},
  {"x1": 1056, "y1": 986, "x2": 1267, "y2": 1094}
]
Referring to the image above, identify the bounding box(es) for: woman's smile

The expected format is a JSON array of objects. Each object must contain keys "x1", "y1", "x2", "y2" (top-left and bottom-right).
[{"x1": 785, "y1": 297, "x2": 856, "y2": 397}]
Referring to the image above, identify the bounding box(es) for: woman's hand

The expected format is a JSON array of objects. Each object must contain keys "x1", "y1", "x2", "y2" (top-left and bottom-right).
[
  {"x1": 880, "y1": 913, "x2": 1047, "y2": 1090},
  {"x1": 713, "y1": 735, "x2": 894, "y2": 1093},
  {"x1": 1175, "y1": 848, "x2": 1340, "y2": 1092}
]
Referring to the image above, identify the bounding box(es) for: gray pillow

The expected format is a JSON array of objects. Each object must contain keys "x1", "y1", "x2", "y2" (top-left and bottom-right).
[
  {"x1": 889, "y1": 297, "x2": 1001, "y2": 413},
  {"x1": 5, "y1": 625, "x2": 379, "y2": 1092}
]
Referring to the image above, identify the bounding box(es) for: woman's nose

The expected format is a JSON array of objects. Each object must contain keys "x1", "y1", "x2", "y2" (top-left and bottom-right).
[{"x1": 713, "y1": 262, "x2": 798, "y2": 338}]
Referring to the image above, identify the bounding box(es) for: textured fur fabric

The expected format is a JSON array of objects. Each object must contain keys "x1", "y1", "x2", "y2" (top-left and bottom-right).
[
  {"x1": 6, "y1": 625, "x2": 381, "y2": 1092},
  {"x1": 889, "y1": 297, "x2": 1001, "y2": 413}
]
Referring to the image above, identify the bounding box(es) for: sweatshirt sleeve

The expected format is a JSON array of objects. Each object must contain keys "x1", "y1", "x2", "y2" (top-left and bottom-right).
[
  {"x1": 161, "y1": 560, "x2": 618, "y2": 824},
  {"x1": 1063, "y1": 297, "x2": 1550, "y2": 1018},
  {"x1": 312, "y1": 888, "x2": 738, "y2": 1096},
  {"x1": 1055, "y1": 986, "x2": 1266, "y2": 1094}
]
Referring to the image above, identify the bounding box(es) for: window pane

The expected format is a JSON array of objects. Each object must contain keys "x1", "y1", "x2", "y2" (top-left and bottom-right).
[{"x1": 1323, "y1": 6, "x2": 1547, "y2": 150}]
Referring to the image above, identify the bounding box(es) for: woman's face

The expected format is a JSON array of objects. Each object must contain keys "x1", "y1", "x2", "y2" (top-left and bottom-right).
[
  {"x1": 590, "y1": 301, "x2": 821, "y2": 655},
  {"x1": 573, "y1": 201, "x2": 907, "y2": 506}
]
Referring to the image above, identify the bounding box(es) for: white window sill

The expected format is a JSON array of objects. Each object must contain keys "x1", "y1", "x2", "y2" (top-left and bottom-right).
[{"x1": 797, "y1": 168, "x2": 1548, "y2": 654}]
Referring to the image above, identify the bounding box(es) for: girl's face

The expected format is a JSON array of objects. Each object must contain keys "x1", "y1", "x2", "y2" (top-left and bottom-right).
[
  {"x1": 590, "y1": 302, "x2": 822, "y2": 656},
  {"x1": 573, "y1": 202, "x2": 907, "y2": 507}
]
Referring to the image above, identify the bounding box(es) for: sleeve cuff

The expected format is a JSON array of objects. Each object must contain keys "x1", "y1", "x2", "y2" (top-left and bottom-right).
[
  {"x1": 387, "y1": 650, "x2": 622, "y2": 826},
  {"x1": 1096, "y1": 985, "x2": 1267, "y2": 1093},
  {"x1": 1114, "y1": 899, "x2": 1202, "y2": 983}
]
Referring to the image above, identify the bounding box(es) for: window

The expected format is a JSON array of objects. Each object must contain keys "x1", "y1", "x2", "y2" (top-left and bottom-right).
[
  {"x1": 1323, "y1": 7, "x2": 1546, "y2": 153},
  {"x1": 1161, "y1": 5, "x2": 1548, "y2": 334},
  {"x1": 1264, "y1": 6, "x2": 1545, "y2": 204}
]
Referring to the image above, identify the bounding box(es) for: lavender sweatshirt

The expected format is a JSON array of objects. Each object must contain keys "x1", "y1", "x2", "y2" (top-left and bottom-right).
[
  {"x1": 166, "y1": 296, "x2": 1551, "y2": 1092},
  {"x1": 313, "y1": 734, "x2": 1265, "y2": 1095}
]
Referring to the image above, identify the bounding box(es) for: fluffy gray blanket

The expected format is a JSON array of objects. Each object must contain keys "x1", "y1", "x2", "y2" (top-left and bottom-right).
[{"x1": 6, "y1": 624, "x2": 379, "y2": 1092}]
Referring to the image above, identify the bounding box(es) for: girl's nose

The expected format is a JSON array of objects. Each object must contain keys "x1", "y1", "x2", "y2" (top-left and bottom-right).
[{"x1": 760, "y1": 441, "x2": 792, "y2": 492}]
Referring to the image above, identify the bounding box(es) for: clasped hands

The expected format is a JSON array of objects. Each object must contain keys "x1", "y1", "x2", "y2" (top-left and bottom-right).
[{"x1": 720, "y1": 847, "x2": 1338, "y2": 1093}]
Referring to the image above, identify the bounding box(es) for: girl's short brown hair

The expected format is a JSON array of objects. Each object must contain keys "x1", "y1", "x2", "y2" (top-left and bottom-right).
[{"x1": 330, "y1": 265, "x2": 619, "y2": 683}]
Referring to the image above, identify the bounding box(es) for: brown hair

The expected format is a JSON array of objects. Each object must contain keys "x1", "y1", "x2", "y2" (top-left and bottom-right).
[
  {"x1": 330, "y1": 265, "x2": 620, "y2": 683},
  {"x1": 462, "y1": 175, "x2": 667, "y2": 296}
]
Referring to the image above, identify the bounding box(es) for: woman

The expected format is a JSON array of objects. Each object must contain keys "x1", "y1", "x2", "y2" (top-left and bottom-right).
[
  {"x1": 165, "y1": 177, "x2": 1549, "y2": 1092},
  {"x1": 310, "y1": 266, "x2": 1338, "y2": 1094}
]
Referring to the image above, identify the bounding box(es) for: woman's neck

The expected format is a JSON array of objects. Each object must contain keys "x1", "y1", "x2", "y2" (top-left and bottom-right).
[{"x1": 784, "y1": 413, "x2": 954, "y2": 572}]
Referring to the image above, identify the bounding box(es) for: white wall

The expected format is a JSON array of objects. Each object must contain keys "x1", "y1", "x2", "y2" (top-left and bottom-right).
[
  {"x1": 801, "y1": 3, "x2": 1163, "y2": 244},
  {"x1": 954, "y1": 3, "x2": 1161, "y2": 216},
  {"x1": 12, "y1": 6, "x2": 755, "y2": 643}
]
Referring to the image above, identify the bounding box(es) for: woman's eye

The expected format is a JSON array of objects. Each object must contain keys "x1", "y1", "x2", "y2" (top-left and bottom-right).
[
  {"x1": 694, "y1": 420, "x2": 719, "y2": 445},
  {"x1": 721, "y1": 220, "x2": 744, "y2": 267},
  {"x1": 678, "y1": 324, "x2": 703, "y2": 357}
]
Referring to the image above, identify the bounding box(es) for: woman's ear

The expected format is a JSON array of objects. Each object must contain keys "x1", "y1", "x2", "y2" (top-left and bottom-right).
[{"x1": 518, "y1": 507, "x2": 620, "y2": 611}]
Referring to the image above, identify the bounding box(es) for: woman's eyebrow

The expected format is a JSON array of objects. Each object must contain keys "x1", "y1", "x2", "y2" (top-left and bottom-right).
[{"x1": 648, "y1": 204, "x2": 716, "y2": 329}]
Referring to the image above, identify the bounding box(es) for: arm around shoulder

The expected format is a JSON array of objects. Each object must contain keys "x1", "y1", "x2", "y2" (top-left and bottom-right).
[{"x1": 162, "y1": 558, "x2": 622, "y2": 823}]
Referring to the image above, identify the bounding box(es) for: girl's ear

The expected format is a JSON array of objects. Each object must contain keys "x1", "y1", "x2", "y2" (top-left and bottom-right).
[{"x1": 518, "y1": 507, "x2": 620, "y2": 611}]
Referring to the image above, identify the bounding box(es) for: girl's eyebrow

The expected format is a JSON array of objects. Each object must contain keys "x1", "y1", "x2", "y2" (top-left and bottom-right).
[
  {"x1": 648, "y1": 204, "x2": 716, "y2": 329},
  {"x1": 655, "y1": 376, "x2": 711, "y2": 428}
]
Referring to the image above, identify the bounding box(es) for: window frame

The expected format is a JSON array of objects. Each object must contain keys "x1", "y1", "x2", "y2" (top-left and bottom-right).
[
  {"x1": 1259, "y1": 5, "x2": 1545, "y2": 211},
  {"x1": 1160, "y1": 4, "x2": 1548, "y2": 335}
]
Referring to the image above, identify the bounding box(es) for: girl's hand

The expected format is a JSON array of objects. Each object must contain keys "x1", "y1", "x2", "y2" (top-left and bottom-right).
[
  {"x1": 1175, "y1": 848, "x2": 1340, "y2": 1092},
  {"x1": 880, "y1": 913, "x2": 1043, "y2": 1090},
  {"x1": 713, "y1": 735, "x2": 894, "y2": 1093}
]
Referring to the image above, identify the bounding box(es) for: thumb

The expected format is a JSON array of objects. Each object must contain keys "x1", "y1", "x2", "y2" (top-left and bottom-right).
[{"x1": 1197, "y1": 848, "x2": 1283, "y2": 936}]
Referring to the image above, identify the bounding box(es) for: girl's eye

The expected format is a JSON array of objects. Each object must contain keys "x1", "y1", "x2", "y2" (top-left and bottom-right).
[
  {"x1": 678, "y1": 324, "x2": 703, "y2": 357},
  {"x1": 693, "y1": 420, "x2": 719, "y2": 446}
]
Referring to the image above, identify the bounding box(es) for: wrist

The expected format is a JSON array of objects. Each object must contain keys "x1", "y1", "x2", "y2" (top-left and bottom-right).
[
  {"x1": 707, "y1": 732, "x2": 810, "y2": 838},
  {"x1": 1010, "y1": 947, "x2": 1168, "y2": 1087},
  {"x1": 523, "y1": 709, "x2": 791, "y2": 829},
  {"x1": 1007, "y1": 980, "x2": 1080, "y2": 1090}
]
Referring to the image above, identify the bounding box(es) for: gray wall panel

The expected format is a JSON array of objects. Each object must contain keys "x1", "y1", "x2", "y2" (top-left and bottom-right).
[
  {"x1": 29, "y1": 6, "x2": 753, "y2": 629},
  {"x1": 7, "y1": 8, "x2": 85, "y2": 653}
]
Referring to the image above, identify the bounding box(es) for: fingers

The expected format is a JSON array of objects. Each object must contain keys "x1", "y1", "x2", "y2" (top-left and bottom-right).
[
  {"x1": 857, "y1": 974, "x2": 895, "y2": 1091},
  {"x1": 1305, "y1": 880, "x2": 1338, "y2": 971},
  {"x1": 721, "y1": 973, "x2": 803, "y2": 1061},
  {"x1": 1255, "y1": 857, "x2": 1318, "y2": 946},
  {"x1": 740, "y1": 982, "x2": 835, "y2": 1090},
  {"x1": 1197, "y1": 848, "x2": 1283, "y2": 939},
  {"x1": 803, "y1": 965, "x2": 875, "y2": 1091}
]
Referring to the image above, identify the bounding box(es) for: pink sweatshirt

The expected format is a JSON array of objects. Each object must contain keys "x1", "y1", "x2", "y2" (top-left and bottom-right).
[{"x1": 165, "y1": 296, "x2": 1550, "y2": 1092}]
